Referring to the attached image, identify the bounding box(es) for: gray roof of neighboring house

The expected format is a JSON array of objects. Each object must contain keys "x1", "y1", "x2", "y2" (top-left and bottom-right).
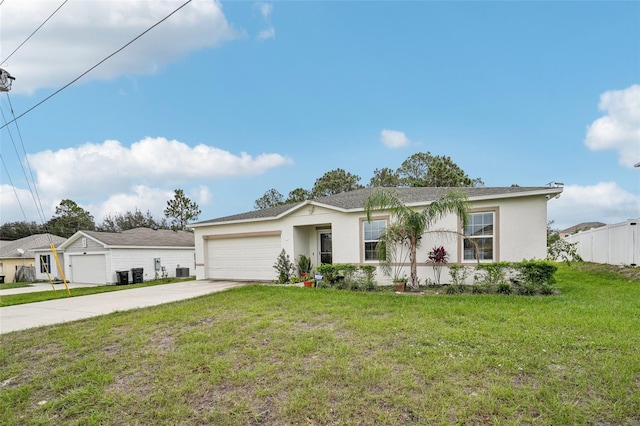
[
  {"x1": 0, "y1": 234, "x2": 67, "y2": 258},
  {"x1": 195, "y1": 186, "x2": 562, "y2": 225},
  {"x1": 560, "y1": 222, "x2": 606, "y2": 234},
  {"x1": 78, "y1": 227, "x2": 195, "y2": 248}
]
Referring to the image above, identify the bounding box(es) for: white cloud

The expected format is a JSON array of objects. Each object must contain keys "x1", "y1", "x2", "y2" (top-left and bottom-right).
[
  {"x1": 253, "y1": 2, "x2": 274, "y2": 41},
  {"x1": 584, "y1": 84, "x2": 640, "y2": 168},
  {"x1": 256, "y1": 2, "x2": 273, "y2": 18},
  {"x1": 196, "y1": 185, "x2": 213, "y2": 205},
  {"x1": 548, "y1": 182, "x2": 640, "y2": 230},
  {"x1": 1, "y1": 0, "x2": 241, "y2": 94},
  {"x1": 87, "y1": 185, "x2": 174, "y2": 222},
  {"x1": 0, "y1": 136, "x2": 291, "y2": 223},
  {"x1": 257, "y1": 27, "x2": 276, "y2": 41},
  {"x1": 26, "y1": 136, "x2": 292, "y2": 199},
  {"x1": 0, "y1": 184, "x2": 50, "y2": 223},
  {"x1": 380, "y1": 129, "x2": 411, "y2": 148}
]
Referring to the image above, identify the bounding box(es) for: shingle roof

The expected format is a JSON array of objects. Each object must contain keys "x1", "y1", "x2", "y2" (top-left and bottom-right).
[
  {"x1": 0, "y1": 234, "x2": 66, "y2": 258},
  {"x1": 195, "y1": 186, "x2": 561, "y2": 225},
  {"x1": 79, "y1": 228, "x2": 195, "y2": 248},
  {"x1": 560, "y1": 222, "x2": 606, "y2": 234}
]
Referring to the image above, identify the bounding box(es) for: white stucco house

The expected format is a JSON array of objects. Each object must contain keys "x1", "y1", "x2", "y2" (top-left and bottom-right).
[
  {"x1": 191, "y1": 186, "x2": 563, "y2": 283},
  {"x1": 35, "y1": 228, "x2": 195, "y2": 284}
]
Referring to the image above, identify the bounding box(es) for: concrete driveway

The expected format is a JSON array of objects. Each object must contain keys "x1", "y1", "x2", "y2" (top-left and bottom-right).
[{"x1": 0, "y1": 280, "x2": 245, "y2": 334}]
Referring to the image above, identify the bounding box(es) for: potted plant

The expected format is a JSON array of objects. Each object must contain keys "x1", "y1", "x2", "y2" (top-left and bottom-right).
[
  {"x1": 427, "y1": 245, "x2": 449, "y2": 285},
  {"x1": 303, "y1": 273, "x2": 315, "y2": 288},
  {"x1": 393, "y1": 276, "x2": 407, "y2": 292},
  {"x1": 297, "y1": 254, "x2": 314, "y2": 287}
]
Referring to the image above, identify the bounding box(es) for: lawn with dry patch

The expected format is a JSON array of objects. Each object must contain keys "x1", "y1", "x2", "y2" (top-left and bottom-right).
[{"x1": 1, "y1": 263, "x2": 639, "y2": 425}]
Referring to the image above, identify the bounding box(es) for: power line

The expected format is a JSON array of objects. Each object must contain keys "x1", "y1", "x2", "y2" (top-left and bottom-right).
[
  {"x1": 0, "y1": 0, "x2": 70, "y2": 66},
  {"x1": 6, "y1": 92, "x2": 50, "y2": 224},
  {"x1": 0, "y1": 101, "x2": 49, "y2": 227},
  {"x1": 0, "y1": 0, "x2": 193, "y2": 131}
]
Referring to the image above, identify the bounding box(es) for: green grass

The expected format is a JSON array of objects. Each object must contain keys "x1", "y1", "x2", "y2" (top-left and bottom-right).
[
  {"x1": 0, "y1": 277, "x2": 196, "y2": 307},
  {"x1": 0, "y1": 282, "x2": 31, "y2": 291},
  {"x1": 1, "y1": 263, "x2": 639, "y2": 425}
]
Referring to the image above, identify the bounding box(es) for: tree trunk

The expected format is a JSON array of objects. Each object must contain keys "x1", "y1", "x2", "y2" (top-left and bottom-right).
[{"x1": 409, "y1": 238, "x2": 419, "y2": 291}]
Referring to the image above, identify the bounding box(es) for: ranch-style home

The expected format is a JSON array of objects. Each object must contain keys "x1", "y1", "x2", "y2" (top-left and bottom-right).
[
  {"x1": 35, "y1": 227, "x2": 196, "y2": 284},
  {"x1": 192, "y1": 186, "x2": 563, "y2": 283},
  {"x1": 0, "y1": 234, "x2": 66, "y2": 283}
]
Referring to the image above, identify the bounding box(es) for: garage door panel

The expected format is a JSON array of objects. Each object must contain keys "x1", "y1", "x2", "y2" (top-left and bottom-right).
[
  {"x1": 207, "y1": 236, "x2": 281, "y2": 280},
  {"x1": 71, "y1": 255, "x2": 107, "y2": 284}
]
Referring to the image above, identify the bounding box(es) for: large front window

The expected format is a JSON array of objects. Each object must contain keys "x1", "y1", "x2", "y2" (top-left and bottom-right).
[
  {"x1": 363, "y1": 220, "x2": 386, "y2": 261},
  {"x1": 464, "y1": 212, "x2": 494, "y2": 261}
]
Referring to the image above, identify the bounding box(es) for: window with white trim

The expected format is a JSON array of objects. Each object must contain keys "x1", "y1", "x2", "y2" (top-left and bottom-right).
[
  {"x1": 363, "y1": 219, "x2": 386, "y2": 261},
  {"x1": 464, "y1": 212, "x2": 494, "y2": 261},
  {"x1": 40, "y1": 254, "x2": 51, "y2": 273}
]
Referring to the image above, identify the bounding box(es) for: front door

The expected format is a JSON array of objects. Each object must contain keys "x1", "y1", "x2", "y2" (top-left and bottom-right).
[{"x1": 318, "y1": 231, "x2": 332, "y2": 264}]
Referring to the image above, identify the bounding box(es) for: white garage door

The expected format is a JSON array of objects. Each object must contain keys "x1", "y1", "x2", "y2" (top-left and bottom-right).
[
  {"x1": 207, "y1": 234, "x2": 281, "y2": 281},
  {"x1": 70, "y1": 254, "x2": 107, "y2": 284}
]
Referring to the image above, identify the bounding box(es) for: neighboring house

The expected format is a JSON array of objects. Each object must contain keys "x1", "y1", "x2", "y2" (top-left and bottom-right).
[
  {"x1": 55, "y1": 228, "x2": 195, "y2": 284},
  {"x1": 31, "y1": 243, "x2": 66, "y2": 282},
  {"x1": 192, "y1": 186, "x2": 563, "y2": 283},
  {"x1": 0, "y1": 234, "x2": 66, "y2": 283},
  {"x1": 563, "y1": 219, "x2": 639, "y2": 266},
  {"x1": 559, "y1": 222, "x2": 606, "y2": 238}
]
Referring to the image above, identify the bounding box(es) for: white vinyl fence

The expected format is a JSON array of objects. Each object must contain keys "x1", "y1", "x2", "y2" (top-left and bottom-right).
[{"x1": 563, "y1": 219, "x2": 639, "y2": 266}]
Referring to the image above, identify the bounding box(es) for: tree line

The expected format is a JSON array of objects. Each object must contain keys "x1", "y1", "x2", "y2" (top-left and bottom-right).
[
  {"x1": 254, "y1": 151, "x2": 483, "y2": 209},
  {"x1": 0, "y1": 189, "x2": 201, "y2": 240}
]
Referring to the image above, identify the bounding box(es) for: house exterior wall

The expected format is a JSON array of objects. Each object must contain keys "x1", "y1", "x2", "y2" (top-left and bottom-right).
[
  {"x1": 109, "y1": 248, "x2": 195, "y2": 283},
  {"x1": 33, "y1": 250, "x2": 66, "y2": 281},
  {"x1": 194, "y1": 195, "x2": 552, "y2": 284},
  {"x1": 194, "y1": 205, "x2": 352, "y2": 280},
  {"x1": 64, "y1": 236, "x2": 105, "y2": 253},
  {"x1": 0, "y1": 258, "x2": 35, "y2": 283},
  {"x1": 564, "y1": 219, "x2": 639, "y2": 266}
]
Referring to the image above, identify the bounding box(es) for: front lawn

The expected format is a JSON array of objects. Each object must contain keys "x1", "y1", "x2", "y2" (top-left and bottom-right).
[
  {"x1": 0, "y1": 264, "x2": 638, "y2": 424},
  {"x1": 0, "y1": 277, "x2": 196, "y2": 307},
  {"x1": 0, "y1": 282, "x2": 31, "y2": 291}
]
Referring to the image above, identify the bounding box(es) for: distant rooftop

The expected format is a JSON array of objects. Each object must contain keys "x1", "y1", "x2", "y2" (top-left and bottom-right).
[{"x1": 78, "y1": 227, "x2": 195, "y2": 247}]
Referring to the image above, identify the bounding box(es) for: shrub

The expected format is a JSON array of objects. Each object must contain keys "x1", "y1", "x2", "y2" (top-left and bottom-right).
[
  {"x1": 297, "y1": 254, "x2": 312, "y2": 275},
  {"x1": 273, "y1": 249, "x2": 294, "y2": 284},
  {"x1": 516, "y1": 260, "x2": 557, "y2": 286},
  {"x1": 516, "y1": 282, "x2": 538, "y2": 296},
  {"x1": 471, "y1": 285, "x2": 485, "y2": 294},
  {"x1": 445, "y1": 285, "x2": 458, "y2": 295},
  {"x1": 547, "y1": 233, "x2": 582, "y2": 265},
  {"x1": 539, "y1": 284, "x2": 555, "y2": 295},
  {"x1": 316, "y1": 264, "x2": 378, "y2": 291},
  {"x1": 496, "y1": 282, "x2": 512, "y2": 295},
  {"x1": 475, "y1": 262, "x2": 511, "y2": 286},
  {"x1": 449, "y1": 264, "x2": 471, "y2": 286}
]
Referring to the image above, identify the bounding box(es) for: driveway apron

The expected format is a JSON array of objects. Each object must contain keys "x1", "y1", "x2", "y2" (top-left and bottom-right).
[{"x1": 0, "y1": 281, "x2": 244, "y2": 334}]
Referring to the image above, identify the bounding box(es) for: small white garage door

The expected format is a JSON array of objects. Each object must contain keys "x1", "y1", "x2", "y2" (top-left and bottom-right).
[
  {"x1": 207, "y1": 234, "x2": 281, "y2": 281},
  {"x1": 70, "y1": 254, "x2": 107, "y2": 284}
]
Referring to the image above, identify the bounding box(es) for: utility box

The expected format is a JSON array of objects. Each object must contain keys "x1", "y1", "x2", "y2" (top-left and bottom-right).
[
  {"x1": 154, "y1": 258, "x2": 161, "y2": 271},
  {"x1": 176, "y1": 267, "x2": 190, "y2": 278}
]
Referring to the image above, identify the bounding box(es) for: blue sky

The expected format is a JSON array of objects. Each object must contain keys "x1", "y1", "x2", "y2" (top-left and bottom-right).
[{"x1": 1, "y1": 0, "x2": 638, "y2": 230}]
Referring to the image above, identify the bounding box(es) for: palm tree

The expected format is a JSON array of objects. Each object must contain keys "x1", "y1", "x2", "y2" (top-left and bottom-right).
[{"x1": 364, "y1": 189, "x2": 470, "y2": 291}]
